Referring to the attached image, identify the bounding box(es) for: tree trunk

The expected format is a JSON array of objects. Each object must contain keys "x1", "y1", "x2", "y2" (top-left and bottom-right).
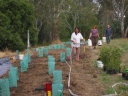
[
  {"x1": 74, "y1": 14, "x2": 77, "y2": 29},
  {"x1": 125, "y1": 26, "x2": 128, "y2": 37},
  {"x1": 121, "y1": 6, "x2": 125, "y2": 38},
  {"x1": 121, "y1": 17, "x2": 125, "y2": 38},
  {"x1": 53, "y1": 13, "x2": 60, "y2": 43}
]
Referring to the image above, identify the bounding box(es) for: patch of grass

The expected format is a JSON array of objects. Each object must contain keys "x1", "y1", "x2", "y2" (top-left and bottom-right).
[
  {"x1": 101, "y1": 72, "x2": 108, "y2": 76},
  {"x1": 115, "y1": 84, "x2": 128, "y2": 96},
  {"x1": 92, "y1": 60, "x2": 97, "y2": 67},
  {"x1": 100, "y1": 72, "x2": 128, "y2": 95},
  {"x1": 107, "y1": 87, "x2": 115, "y2": 94},
  {"x1": 102, "y1": 76, "x2": 110, "y2": 83}
]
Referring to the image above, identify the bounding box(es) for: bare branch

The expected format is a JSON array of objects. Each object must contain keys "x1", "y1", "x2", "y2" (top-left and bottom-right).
[
  {"x1": 63, "y1": 13, "x2": 72, "y2": 32},
  {"x1": 124, "y1": 5, "x2": 128, "y2": 13}
]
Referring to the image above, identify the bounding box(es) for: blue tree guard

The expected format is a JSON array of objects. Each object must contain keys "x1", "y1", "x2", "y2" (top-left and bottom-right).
[
  {"x1": 26, "y1": 53, "x2": 31, "y2": 63},
  {"x1": 66, "y1": 48, "x2": 71, "y2": 57},
  {"x1": 38, "y1": 48, "x2": 43, "y2": 58},
  {"x1": 60, "y1": 52, "x2": 65, "y2": 62},
  {"x1": 9, "y1": 71, "x2": 17, "y2": 87},
  {"x1": 43, "y1": 48, "x2": 48, "y2": 56},
  {"x1": 48, "y1": 62, "x2": 55, "y2": 74},
  {"x1": 20, "y1": 57, "x2": 28, "y2": 72},
  {"x1": 10, "y1": 66, "x2": 19, "y2": 80},
  {"x1": 0, "y1": 78, "x2": 10, "y2": 96},
  {"x1": 52, "y1": 84, "x2": 63, "y2": 96},
  {"x1": 54, "y1": 44, "x2": 58, "y2": 49},
  {"x1": 48, "y1": 55, "x2": 55, "y2": 62},
  {"x1": 53, "y1": 70, "x2": 62, "y2": 84}
]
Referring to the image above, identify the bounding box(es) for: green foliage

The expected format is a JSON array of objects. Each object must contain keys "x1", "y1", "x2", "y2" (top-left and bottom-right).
[
  {"x1": 100, "y1": 45, "x2": 122, "y2": 72},
  {"x1": 107, "y1": 87, "x2": 115, "y2": 94},
  {"x1": 100, "y1": 46, "x2": 110, "y2": 68},
  {"x1": 8, "y1": 33, "x2": 25, "y2": 51},
  {"x1": 29, "y1": 27, "x2": 38, "y2": 46},
  {"x1": 116, "y1": 85, "x2": 128, "y2": 96},
  {"x1": 111, "y1": 21, "x2": 121, "y2": 38},
  {"x1": 117, "y1": 85, "x2": 128, "y2": 92},
  {"x1": 120, "y1": 65, "x2": 127, "y2": 73},
  {"x1": 0, "y1": 0, "x2": 37, "y2": 51},
  {"x1": 31, "y1": 0, "x2": 99, "y2": 44},
  {"x1": 59, "y1": 0, "x2": 99, "y2": 40}
]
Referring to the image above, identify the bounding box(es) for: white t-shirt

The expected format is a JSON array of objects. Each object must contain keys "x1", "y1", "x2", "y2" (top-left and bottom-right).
[{"x1": 71, "y1": 32, "x2": 83, "y2": 47}]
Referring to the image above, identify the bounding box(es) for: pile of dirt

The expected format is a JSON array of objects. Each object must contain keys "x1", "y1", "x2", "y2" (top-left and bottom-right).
[{"x1": 4, "y1": 45, "x2": 105, "y2": 96}]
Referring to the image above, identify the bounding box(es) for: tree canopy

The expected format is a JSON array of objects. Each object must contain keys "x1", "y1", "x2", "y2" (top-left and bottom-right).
[
  {"x1": 0, "y1": 0, "x2": 37, "y2": 51},
  {"x1": 97, "y1": 0, "x2": 128, "y2": 37},
  {"x1": 1, "y1": 0, "x2": 127, "y2": 50}
]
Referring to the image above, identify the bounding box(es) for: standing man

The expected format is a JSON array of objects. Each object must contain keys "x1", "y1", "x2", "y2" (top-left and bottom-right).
[
  {"x1": 105, "y1": 25, "x2": 112, "y2": 44},
  {"x1": 71, "y1": 27, "x2": 85, "y2": 62}
]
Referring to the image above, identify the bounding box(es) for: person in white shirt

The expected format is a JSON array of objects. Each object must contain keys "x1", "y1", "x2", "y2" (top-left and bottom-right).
[{"x1": 71, "y1": 27, "x2": 85, "y2": 62}]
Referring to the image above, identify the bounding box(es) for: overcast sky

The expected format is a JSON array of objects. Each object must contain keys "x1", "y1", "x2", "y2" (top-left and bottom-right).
[{"x1": 93, "y1": 0, "x2": 97, "y2": 3}]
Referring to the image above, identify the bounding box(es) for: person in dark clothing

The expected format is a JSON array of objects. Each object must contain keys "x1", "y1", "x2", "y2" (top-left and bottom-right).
[{"x1": 105, "y1": 25, "x2": 112, "y2": 44}]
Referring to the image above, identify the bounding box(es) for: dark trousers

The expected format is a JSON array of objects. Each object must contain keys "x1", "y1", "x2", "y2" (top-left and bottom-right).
[
  {"x1": 91, "y1": 36, "x2": 98, "y2": 47},
  {"x1": 106, "y1": 36, "x2": 110, "y2": 44}
]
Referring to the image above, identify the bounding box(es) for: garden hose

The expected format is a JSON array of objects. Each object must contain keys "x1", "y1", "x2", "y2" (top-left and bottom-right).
[
  {"x1": 65, "y1": 42, "x2": 86, "y2": 96},
  {"x1": 65, "y1": 60, "x2": 78, "y2": 96}
]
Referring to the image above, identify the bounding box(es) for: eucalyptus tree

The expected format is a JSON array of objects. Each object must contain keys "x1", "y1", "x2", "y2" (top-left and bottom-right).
[
  {"x1": 29, "y1": 0, "x2": 72, "y2": 43},
  {"x1": 124, "y1": 11, "x2": 128, "y2": 37},
  {"x1": 29, "y1": 0, "x2": 98, "y2": 43},
  {"x1": 96, "y1": 0, "x2": 114, "y2": 35},
  {"x1": 61, "y1": 0, "x2": 98, "y2": 39},
  {"x1": 97, "y1": 0, "x2": 128, "y2": 38},
  {"x1": 112, "y1": 0, "x2": 128, "y2": 37},
  {"x1": 28, "y1": 0, "x2": 49, "y2": 43}
]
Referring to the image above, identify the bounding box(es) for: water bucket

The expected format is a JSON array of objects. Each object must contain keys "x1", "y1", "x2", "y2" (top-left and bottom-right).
[
  {"x1": 98, "y1": 40, "x2": 102, "y2": 46},
  {"x1": 88, "y1": 39, "x2": 92, "y2": 46},
  {"x1": 102, "y1": 37, "x2": 106, "y2": 42},
  {"x1": 19, "y1": 54, "x2": 24, "y2": 60},
  {"x1": 97, "y1": 61, "x2": 104, "y2": 68}
]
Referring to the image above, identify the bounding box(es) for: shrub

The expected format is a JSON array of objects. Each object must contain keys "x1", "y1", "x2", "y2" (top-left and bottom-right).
[
  {"x1": 120, "y1": 66, "x2": 128, "y2": 80},
  {"x1": 100, "y1": 45, "x2": 122, "y2": 73},
  {"x1": 0, "y1": 0, "x2": 37, "y2": 51}
]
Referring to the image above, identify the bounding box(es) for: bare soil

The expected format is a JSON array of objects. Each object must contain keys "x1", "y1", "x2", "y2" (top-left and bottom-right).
[{"x1": 1, "y1": 45, "x2": 105, "y2": 96}]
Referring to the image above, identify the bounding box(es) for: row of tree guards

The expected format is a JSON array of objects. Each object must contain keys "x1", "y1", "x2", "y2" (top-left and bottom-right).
[
  {"x1": 36, "y1": 43, "x2": 71, "y2": 96},
  {"x1": 0, "y1": 38, "x2": 107, "y2": 96},
  {"x1": 0, "y1": 63, "x2": 19, "y2": 96},
  {"x1": 0, "y1": 49, "x2": 31, "y2": 96},
  {"x1": 48, "y1": 55, "x2": 63, "y2": 96},
  {"x1": 0, "y1": 41, "x2": 71, "y2": 96},
  {"x1": 35, "y1": 41, "x2": 72, "y2": 96}
]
